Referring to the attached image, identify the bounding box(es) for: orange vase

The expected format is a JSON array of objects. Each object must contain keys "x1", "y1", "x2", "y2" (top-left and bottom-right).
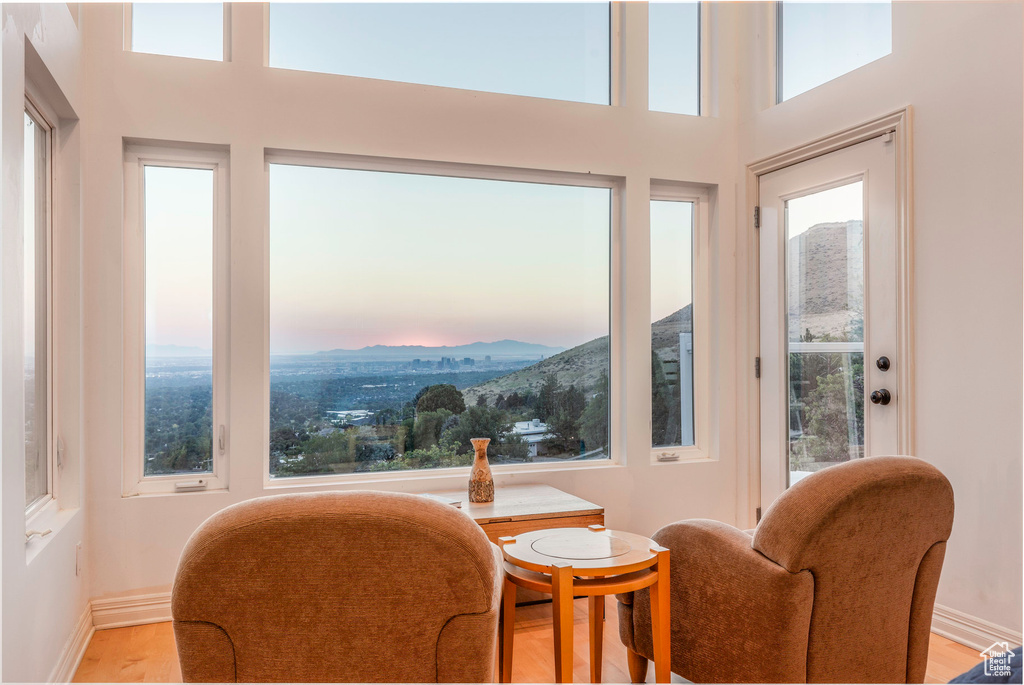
[{"x1": 468, "y1": 438, "x2": 494, "y2": 503}]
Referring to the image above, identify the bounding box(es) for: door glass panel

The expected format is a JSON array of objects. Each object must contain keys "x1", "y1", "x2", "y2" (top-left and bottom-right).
[{"x1": 786, "y1": 181, "x2": 864, "y2": 485}]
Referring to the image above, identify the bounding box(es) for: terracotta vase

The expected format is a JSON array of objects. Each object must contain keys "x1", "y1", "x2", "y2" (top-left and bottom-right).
[{"x1": 468, "y1": 438, "x2": 494, "y2": 503}]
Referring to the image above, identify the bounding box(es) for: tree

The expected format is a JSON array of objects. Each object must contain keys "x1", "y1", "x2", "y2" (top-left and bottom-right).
[
  {"x1": 651, "y1": 352, "x2": 680, "y2": 445},
  {"x1": 475, "y1": 395, "x2": 488, "y2": 407},
  {"x1": 790, "y1": 329, "x2": 865, "y2": 467},
  {"x1": 412, "y1": 409, "x2": 453, "y2": 450},
  {"x1": 580, "y1": 371, "x2": 609, "y2": 453},
  {"x1": 441, "y1": 405, "x2": 512, "y2": 454},
  {"x1": 548, "y1": 385, "x2": 586, "y2": 453},
  {"x1": 535, "y1": 375, "x2": 561, "y2": 422},
  {"x1": 416, "y1": 384, "x2": 466, "y2": 415}
]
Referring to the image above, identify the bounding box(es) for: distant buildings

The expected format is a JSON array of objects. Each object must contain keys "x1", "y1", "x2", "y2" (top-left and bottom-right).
[{"x1": 511, "y1": 418, "x2": 552, "y2": 458}]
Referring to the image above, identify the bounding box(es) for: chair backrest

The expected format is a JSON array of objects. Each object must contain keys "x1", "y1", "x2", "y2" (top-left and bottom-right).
[
  {"x1": 753, "y1": 456, "x2": 954, "y2": 683},
  {"x1": 172, "y1": 491, "x2": 502, "y2": 683}
]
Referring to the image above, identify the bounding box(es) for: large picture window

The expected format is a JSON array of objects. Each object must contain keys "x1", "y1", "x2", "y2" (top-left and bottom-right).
[
  {"x1": 268, "y1": 160, "x2": 612, "y2": 479},
  {"x1": 269, "y1": 3, "x2": 610, "y2": 104},
  {"x1": 24, "y1": 103, "x2": 51, "y2": 513}
]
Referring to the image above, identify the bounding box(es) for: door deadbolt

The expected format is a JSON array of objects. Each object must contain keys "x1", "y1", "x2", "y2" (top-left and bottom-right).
[
  {"x1": 876, "y1": 356, "x2": 890, "y2": 371},
  {"x1": 870, "y1": 389, "x2": 892, "y2": 405}
]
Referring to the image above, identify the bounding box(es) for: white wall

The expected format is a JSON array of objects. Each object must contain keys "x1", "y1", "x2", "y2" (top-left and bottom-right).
[
  {"x1": 1, "y1": 4, "x2": 87, "y2": 682},
  {"x1": 736, "y1": 1, "x2": 1023, "y2": 635},
  {"x1": 79, "y1": 2, "x2": 750, "y2": 604}
]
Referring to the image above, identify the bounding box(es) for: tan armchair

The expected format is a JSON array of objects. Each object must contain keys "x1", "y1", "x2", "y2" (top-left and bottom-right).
[
  {"x1": 617, "y1": 456, "x2": 954, "y2": 683},
  {"x1": 172, "y1": 491, "x2": 503, "y2": 683}
]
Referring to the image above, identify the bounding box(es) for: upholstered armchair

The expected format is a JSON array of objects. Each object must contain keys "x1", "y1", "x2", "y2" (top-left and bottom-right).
[
  {"x1": 172, "y1": 491, "x2": 503, "y2": 683},
  {"x1": 617, "y1": 456, "x2": 954, "y2": 683}
]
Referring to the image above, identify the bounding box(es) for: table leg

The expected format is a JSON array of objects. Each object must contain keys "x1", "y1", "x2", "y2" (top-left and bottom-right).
[
  {"x1": 649, "y1": 547, "x2": 671, "y2": 684},
  {"x1": 499, "y1": 577, "x2": 517, "y2": 683},
  {"x1": 588, "y1": 595, "x2": 604, "y2": 683},
  {"x1": 551, "y1": 562, "x2": 575, "y2": 684}
]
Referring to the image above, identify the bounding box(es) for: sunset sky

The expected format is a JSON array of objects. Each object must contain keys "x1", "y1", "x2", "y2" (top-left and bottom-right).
[{"x1": 269, "y1": 165, "x2": 610, "y2": 353}]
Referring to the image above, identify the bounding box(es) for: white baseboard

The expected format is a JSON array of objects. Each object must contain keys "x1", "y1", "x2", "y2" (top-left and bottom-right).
[
  {"x1": 49, "y1": 604, "x2": 94, "y2": 683},
  {"x1": 932, "y1": 603, "x2": 1023, "y2": 652},
  {"x1": 91, "y1": 591, "x2": 172, "y2": 630}
]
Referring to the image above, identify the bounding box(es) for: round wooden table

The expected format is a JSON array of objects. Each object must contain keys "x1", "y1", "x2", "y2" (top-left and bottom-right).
[{"x1": 497, "y1": 525, "x2": 671, "y2": 684}]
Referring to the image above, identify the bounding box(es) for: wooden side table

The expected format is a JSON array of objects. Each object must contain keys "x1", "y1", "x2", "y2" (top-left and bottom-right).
[
  {"x1": 497, "y1": 525, "x2": 671, "y2": 684},
  {"x1": 423, "y1": 484, "x2": 604, "y2": 606},
  {"x1": 424, "y1": 484, "x2": 604, "y2": 542}
]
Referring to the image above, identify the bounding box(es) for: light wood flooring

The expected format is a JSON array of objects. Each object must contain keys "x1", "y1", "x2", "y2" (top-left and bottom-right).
[{"x1": 73, "y1": 597, "x2": 983, "y2": 683}]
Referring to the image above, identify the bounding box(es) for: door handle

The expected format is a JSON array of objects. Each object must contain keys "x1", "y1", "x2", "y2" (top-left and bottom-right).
[{"x1": 870, "y1": 389, "x2": 891, "y2": 405}]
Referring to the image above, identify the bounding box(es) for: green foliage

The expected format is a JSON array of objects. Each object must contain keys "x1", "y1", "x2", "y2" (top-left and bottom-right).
[
  {"x1": 651, "y1": 352, "x2": 681, "y2": 446},
  {"x1": 548, "y1": 384, "x2": 586, "y2": 453},
  {"x1": 273, "y1": 427, "x2": 357, "y2": 476},
  {"x1": 441, "y1": 405, "x2": 516, "y2": 455},
  {"x1": 413, "y1": 409, "x2": 453, "y2": 450},
  {"x1": 365, "y1": 437, "x2": 470, "y2": 472},
  {"x1": 145, "y1": 385, "x2": 213, "y2": 474},
  {"x1": 416, "y1": 384, "x2": 466, "y2": 415},
  {"x1": 789, "y1": 328, "x2": 865, "y2": 468},
  {"x1": 535, "y1": 375, "x2": 560, "y2": 422},
  {"x1": 581, "y1": 371, "x2": 609, "y2": 451}
]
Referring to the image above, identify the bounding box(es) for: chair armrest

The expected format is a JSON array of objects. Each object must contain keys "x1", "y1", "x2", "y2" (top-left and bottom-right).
[{"x1": 627, "y1": 519, "x2": 815, "y2": 684}]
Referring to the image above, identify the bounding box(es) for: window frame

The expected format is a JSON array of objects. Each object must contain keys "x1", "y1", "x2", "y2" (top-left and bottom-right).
[
  {"x1": 649, "y1": 181, "x2": 710, "y2": 465},
  {"x1": 24, "y1": 95, "x2": 56, "y2": 519},
  {"x1": 122, "y1": 143, "x2": 231, "y2": 496},
  {"x1": 123, "y1": 3, "x2": 232, "y2": 62},
  {"x1": 262, "y1": 149, "x2": 624, "y2": 488}
]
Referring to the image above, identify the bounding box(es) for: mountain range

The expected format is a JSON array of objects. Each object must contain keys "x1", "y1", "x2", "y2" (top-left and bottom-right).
[{"x1": 313, "y1": 339, "x2": 566, "y2": 360}]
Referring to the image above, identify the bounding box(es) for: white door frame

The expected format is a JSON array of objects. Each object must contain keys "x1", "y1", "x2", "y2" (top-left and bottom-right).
[{"x1": 744, "y1": 108, "x2": 914, "y2": 523}]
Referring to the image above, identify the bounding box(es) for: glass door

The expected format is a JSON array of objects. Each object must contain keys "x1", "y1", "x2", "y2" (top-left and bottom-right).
[{"x1": 759, "y1": 135, "x2": 898, "y2": 508}]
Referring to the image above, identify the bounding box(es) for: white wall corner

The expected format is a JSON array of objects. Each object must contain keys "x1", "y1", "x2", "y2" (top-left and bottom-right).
[
  {"x1": 48, "y1": 605, "x2": 93, "y2": 683},
  {"x1": 932, "y1": 604, "x2": 1024, "y2": 653},
  {"x1": 90, "y1": 592, "x2": 173, "y2": 630}
]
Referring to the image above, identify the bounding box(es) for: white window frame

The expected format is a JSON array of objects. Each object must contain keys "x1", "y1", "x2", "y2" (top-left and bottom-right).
[
  {"x1": 262, "y1": 150, "x2": 624, "y2": 488},
  {"x1": 122, "y1": 143, "x2": 230, "y2": 496},
  {"x1": 650, "y1": 181, "x2": 710, "y2": 465},
  {"x1": 24, "y1": 95, "x2": 56, "y2": 520},
  {"x1": 123, "y1": 3, "x2": 232, "y2": 62}
]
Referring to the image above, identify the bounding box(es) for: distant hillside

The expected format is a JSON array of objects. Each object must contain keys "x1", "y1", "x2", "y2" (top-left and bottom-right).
[
  {"x1": 465, "y1": 220, "x2": 862, "y2": 404},
  {"x1": 463, "y1": 305, "x2": 691, "y2": 406},
  {"x1": 314, "y1": 339, "x2": 565, "y2": 360}
]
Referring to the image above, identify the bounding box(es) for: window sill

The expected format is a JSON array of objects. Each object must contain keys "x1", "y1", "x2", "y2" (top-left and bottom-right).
[
  {"x1": 263, "y1": 459, "x2": 624, "y2": 491},
  {"x1": 26, "y1": 501, "x2": 80, "y2": 565}
]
